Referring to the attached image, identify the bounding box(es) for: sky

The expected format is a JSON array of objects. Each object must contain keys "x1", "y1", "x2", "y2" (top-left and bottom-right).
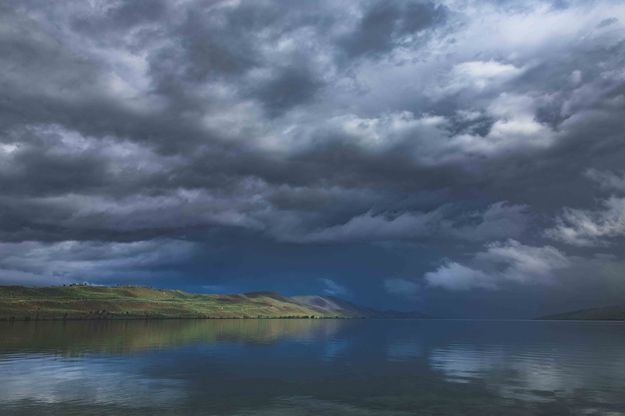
[{"x1": 1, "y1": 0, "x2": 625, "y2": 318}]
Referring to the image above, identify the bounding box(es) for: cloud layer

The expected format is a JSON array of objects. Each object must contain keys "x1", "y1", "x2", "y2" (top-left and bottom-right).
[{"x1": 2, "y1": 0, "x2": 625, "y2": 316}]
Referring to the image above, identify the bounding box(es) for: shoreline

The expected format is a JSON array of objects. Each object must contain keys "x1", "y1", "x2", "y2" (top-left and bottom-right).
[{"x1": 0, "y1": 315, "x2": 359, "y2": 322}]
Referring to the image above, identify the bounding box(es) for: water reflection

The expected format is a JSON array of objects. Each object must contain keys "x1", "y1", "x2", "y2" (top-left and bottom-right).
[
  {"x1": 1, "y1": 319, "x2": 625, "y2": 415},
  {"x1": 0, "y1": 319, "x2": 345, "y2": 355},
  {"x1": 428, "y1": 321, "x2": 625, "y2": 412},
  {"x1": 0, "y1": 355, "x2": 186, "y2": 408}
]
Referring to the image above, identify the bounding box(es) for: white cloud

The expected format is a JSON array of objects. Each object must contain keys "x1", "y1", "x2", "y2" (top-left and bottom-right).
[
  {"x1": 425, "y1": 240, "x2": 570, "y2": 291},
  {"x1": 547, "y1": 169, "x2": 625, "y2": 246},
  {"x1": 450, "y1": 93, "x2": 556, "y2": 157},
  {"x1": 449, "y1": 60, "x2": 524, "y2": 91},
  {"x1": 475, "y1": 240, "x2": 570, "y2": 283},
  {"x1": 291, "y1": 103, "x2": 556, "y2": 166},
  {"x1": 425, "y1": 262, "x2": 495, "y2": 291},
  {"x1": 547, "y1": 197, "x2": 625, "y2": 247}
]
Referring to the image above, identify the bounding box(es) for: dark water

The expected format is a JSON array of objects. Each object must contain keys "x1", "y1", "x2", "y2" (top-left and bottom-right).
[{"x1": 1, "y1": 319, "x2": 625, "y2": 415}]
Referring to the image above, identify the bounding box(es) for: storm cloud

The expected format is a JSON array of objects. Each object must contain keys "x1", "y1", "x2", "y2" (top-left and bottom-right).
[{"x1": 1, "y1": 0, "x2": 625, "y2": 317}]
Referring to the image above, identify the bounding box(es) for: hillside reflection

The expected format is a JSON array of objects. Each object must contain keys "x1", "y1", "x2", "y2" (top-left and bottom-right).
[{"x1": 0, "y1": 319, "x2": 346, "y2": 355}]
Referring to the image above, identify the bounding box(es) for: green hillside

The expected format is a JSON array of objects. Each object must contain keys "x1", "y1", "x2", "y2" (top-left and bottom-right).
[{"x1": 0, "y1": 285, "x2": 370, "y2": 321}]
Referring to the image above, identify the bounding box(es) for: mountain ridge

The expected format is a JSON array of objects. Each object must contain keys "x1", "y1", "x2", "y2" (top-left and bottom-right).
[{"x1": 538, "y1": 304, "x2": 625, "y2": 321}]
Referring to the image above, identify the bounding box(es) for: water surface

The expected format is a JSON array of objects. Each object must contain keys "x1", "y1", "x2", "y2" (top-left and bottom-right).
[{"x1": 1, "y1": 319, "x2": 625, "y2": 415}]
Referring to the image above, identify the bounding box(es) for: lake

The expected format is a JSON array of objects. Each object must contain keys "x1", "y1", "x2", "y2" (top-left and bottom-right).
[{"x1": 1, "y1": 319, "x2": 625, "y2": 415}]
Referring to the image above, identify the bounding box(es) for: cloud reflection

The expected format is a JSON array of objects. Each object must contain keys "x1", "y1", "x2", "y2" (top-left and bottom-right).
[
  {"x1": 430, "y1": 342, "x2": 625, "y2": 409},
  {"x1": 0, "y1": 355, "x2": 185, "y2": 407}
]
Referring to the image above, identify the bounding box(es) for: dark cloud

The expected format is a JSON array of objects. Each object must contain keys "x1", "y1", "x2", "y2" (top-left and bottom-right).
[
  {"x1": 1, "y1": 0, "x2": 625, "y2": 317},
  {"x1": 248, "y1": 63, "x2": 324, "y2": 116},
  {"x1": 339, "y1": 0, "x2": 447, "y2": 58}
]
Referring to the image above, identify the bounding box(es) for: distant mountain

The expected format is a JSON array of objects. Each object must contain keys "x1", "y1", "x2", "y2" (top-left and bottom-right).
[
  {"x1": 0, "y1": 285, "x2": 429, "y2": 321},
  {"x1": 371, "y1": 309, "x2": 432, "y2": 319},
  {"x1": 290, "y1": 295, "x2": 374, "y2": 317},
  {"x1": 539, "y1": 305, "x2": 625, "y2": 321},
  {"x1": 291, "y1": 295, "x2": 430, "y2": 319}
]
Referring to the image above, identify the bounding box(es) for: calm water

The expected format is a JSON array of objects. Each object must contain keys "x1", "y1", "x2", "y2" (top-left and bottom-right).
[{"x1": 1, "y1": 319, "x2": 625, "y2": 415}]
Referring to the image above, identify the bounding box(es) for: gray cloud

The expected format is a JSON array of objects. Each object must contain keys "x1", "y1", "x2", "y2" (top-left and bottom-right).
[
  {"x1": 0, "y1": 239, "x2": 198, "y2": 285},
  {"x1": 280, "y1": 201, "x2": 529, "y2": 243},
  {"x1": 338, "y1": 0, "x2": 447, "y2": 59},
  {"x1": 320, "y1": 278, "x2": 349, "y2": 297},
  {"x1": 585, "y1": 169, "x2": 625, "y2": 192},
  {"x1": 384, "y1": 278, "x2": 421, "y2": 299}
]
